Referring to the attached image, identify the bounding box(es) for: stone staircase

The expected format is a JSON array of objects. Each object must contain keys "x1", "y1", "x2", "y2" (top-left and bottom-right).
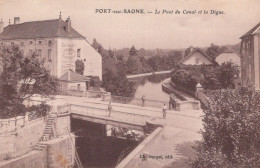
[{"x1": 34, "y1": 114, "x2": 56, "y2": 151}]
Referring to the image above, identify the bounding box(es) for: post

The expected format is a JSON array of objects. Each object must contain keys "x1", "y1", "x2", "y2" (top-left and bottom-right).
[{"x1": 196, "y1": 83, "x2": 204, "y2": 99}]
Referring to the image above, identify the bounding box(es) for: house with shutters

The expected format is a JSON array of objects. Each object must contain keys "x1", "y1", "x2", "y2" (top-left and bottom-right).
[{"x1": 0, "y1": 16, "x2": 102, "y2": 84}]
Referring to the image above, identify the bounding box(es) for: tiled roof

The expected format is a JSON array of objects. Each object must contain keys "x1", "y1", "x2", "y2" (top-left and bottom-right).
[
  {"x1": 0, "y1": 19, "x2": 84, "y2": 40},
  {"x1": 240, "y1": 22, "x2": 260, "y2": 38},
  {"x1": 59, "y1": 71, "x2": 90, "y2": 82}
]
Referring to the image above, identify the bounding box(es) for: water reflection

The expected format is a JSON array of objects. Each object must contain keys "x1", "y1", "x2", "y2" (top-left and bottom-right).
[{"x1": 129, "y1": 74, "x2": 171, "y2": 102}]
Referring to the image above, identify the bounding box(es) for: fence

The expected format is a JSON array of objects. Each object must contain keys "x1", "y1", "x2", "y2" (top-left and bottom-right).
[
  {"x1": 110, "y1": 95, "x2": 169, "y2": 109},
  {"x1": 59, "y1": 104, "x2": 151, "y2": 125}
]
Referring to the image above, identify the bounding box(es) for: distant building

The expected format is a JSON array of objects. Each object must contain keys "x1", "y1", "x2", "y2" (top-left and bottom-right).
[
  {"x1": 215, "y1": 48, "x2": 240, "y2": 66},
  {"x1": 0, "y1": 16, "x2": 102, "y2": 81},
  {"x1": 178, "y1": 48, "x2": 215, "y2": 65},
  {"x1": 240, "y1": 22, "x2": 260, "y2": 90}
]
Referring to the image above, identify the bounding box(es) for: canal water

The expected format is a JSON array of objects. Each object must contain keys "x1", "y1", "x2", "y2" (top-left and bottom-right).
[{"x1": 129, "y1": 74, "x2": 171, "y2": 102}]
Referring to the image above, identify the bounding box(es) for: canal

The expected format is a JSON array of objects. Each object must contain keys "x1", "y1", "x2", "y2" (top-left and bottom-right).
[{"x1": 129, "y1": 74, "x2": 171, "y2": 101}]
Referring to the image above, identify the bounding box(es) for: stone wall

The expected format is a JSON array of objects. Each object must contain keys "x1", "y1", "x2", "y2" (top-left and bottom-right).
[
  {"x1": 55, "y1": 113, "x2": 71, "y2": 137},
  {"x1": 46, "y1": 134, "x2": 75, "y2": 168},
  {"x1": 0, "y1": 117, "x2": 46, "y2": 161},
  {"x1": 0, "y1": 150, "x2": 47, "y2": 168}
]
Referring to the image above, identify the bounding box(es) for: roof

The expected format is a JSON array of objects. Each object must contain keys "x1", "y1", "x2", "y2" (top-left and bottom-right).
[
  {"x1": 240, "y1": 22, "x2": 260, "y2": 39},
  {"x1": 215, "y1": 50, "x2": 240, "y2": 66},
  {"x1": 59, "y1": 71, "x2": 90, "y2": 82},
  {"x1": 178, "y1": 48, "x2": 215, "y2": 64},
  {"x1": 0, "y1": 19, "x2": 85, "y2": 40},
  {"x1": 223, "y1": 48, "x2": 235, "y2": 53}
]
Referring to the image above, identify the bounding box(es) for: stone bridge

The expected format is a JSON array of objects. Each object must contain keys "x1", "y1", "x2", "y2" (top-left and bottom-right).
[{"x1": 57, "y1": 104, "x2": 163, "y2": 131}]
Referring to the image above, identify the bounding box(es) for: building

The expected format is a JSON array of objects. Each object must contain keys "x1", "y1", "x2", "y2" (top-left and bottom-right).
[
  {"x1": 59, "y1": 70, "x2": 90, "y2": 93},
  {"x1": 240, "y1": 22, "x2": 260, "y2": 90},
  {"x1": 178, "y1": 48, "x2": 215, "y2": 65},
  {"x1": 215, "y1": 48, "x2": 240, "y2": 66},
  {"x1": 0, "y1": 16, "x2": 102, "y2": 81}
]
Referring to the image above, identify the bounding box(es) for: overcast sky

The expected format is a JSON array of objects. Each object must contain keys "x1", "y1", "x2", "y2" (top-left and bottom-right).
[{"x1": 0, "y1": 0, "x2": 260, "y2": 49}]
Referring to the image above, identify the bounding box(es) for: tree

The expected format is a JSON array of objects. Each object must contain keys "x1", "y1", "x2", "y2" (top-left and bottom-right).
[
  {"x1": 217, "y1": 62, "x2": 239, "y2": 89},
  {"x1": 126, "y1": 56, "x2": 143, "y2": 74},
  {"x1": 206, "y1": 43, "x2": 226, "y2": 59},
  {"x1": 184, "y1": 46, "x2": 198, "y2": 57},
  {"x1": 0, "y1": 46, "x2": 58, "y2": 118},
  {"x1": 192, "y1": 88, "x2": 260, "y2": 168},
  {"x1": 75, "y1": 59, "x2": 84, "y2": 75},
  {"x1": 129, "y1": 46, "x2": 138, "y2": 57}
]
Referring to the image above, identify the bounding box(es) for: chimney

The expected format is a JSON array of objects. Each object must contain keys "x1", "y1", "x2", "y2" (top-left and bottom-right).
[
  {"x1": 190, "y1": 46, "x2": 194, "y2": 52},
  {"x1": 14, "y1": 17, "x2": 20, "y2": 25},
  {"x1": 65, "y1": 17, "x2": 71, "y2": 35},
  {"x1": 0, "y1": 19, "x2": 4, "y2": 33}
]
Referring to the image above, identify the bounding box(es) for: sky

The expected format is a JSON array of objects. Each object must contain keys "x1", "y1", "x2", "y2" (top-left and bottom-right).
[{"x1": 0, "y1": 0, "x2": 260, "y2": 50}]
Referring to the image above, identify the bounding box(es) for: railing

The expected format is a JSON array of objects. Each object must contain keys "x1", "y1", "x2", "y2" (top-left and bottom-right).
[
  {"x1": 70, "y1": 104, "x2": 150, "y2": 125},
  {"x1": 110, "y1": 95, "x2": 169, "y2": 109}
]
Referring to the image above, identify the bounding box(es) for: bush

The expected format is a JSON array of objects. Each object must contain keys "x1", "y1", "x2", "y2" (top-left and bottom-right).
[
  {"x1": 171, "y1": 63, "x2": 239, "y2": 91},
  {"x1": 192, "y1": 88, "x2": 260, "y2": 168}
]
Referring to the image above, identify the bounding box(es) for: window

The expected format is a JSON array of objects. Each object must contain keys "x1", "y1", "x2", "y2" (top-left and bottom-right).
[
  {"x1": 29, "y1": 41, "x2": 33, "y2": 45},
  {"x1": 38, "y1": 41, "x2": 42, "y2": 45},
  {"x1": 11, "y1": 42, "x2": 14, "y2": 45},
  {"x1": 37, "y1": 49, "x2": 42, "y2": 57},
  {"x1": 48, "y1": 40, "x2": 52, "y2": 46},
  {"x1": 77, "y1": 49, "x2": 81, "y2": 58},
  {"x1": 29, "y1": 49, "x2": 33, "y2": 55},
  {"x1": 84, "y1": 59, "x2": 86, "y2": 62},
  {"x1": 195, "y1": 58, "x2": 199, "y2": 64},
  {"x1": 248, "y1": 64, "x2": 252, "y2": 82},
  {"x1": 48, "y1": 49, "x2": 52, "y2": 61}
]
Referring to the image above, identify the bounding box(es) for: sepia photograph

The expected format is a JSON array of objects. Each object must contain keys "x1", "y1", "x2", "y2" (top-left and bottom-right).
[{"x1": 0, "y1": 0, "x2": 260, "y2": 167}]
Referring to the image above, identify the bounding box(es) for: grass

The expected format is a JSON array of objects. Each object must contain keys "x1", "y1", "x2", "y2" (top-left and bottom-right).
[{"x1": 169, "y1": 141, "x2": 197, "y2": 168}]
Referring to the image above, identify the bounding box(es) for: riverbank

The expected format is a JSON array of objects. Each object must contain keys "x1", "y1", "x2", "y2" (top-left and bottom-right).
[{"x1": 127, "y1": 70, "x2": 171, "y2": 79}]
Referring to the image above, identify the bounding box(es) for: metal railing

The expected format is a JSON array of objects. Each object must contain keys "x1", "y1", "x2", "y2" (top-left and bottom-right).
[
  {"x1": 66, "y1": 104, "x2": 151, "y2": 125},
  {"x1": 111, "y1": 95, "x2": 169, "y2": 109}
]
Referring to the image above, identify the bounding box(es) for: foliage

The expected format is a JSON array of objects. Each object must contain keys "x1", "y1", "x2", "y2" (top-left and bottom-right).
[
  {"x1": 27, "y1": 103, "x2": 51, "y2": 116},
  {"x1": 102, "y1": 66, "x2": 135, "y2": 97},
  {"x1": 206, "y1": 43, "x2": 227, "y2": 59},
  {"x1": 184, "y1": 46, "x2": 198, "y2": 57},
  {"x1": 92, "y1": 39, "x2": 136, "y2": 97},
  {"x1": 75, "y1": 59, "x2": 85, "y2": 75},
  {"x1": 192, "y1": 88, "x2": 260, "y2": 168},
  {"x1": 126, "y1": 56, "x2": 143, "y2": 74},
  {"x1": 171, "y1": 63, "x2": 239, "y2": 91},
  {"x1": 218, "y1": 62, "x2": 239, "y2": 89},
  {"x1": 129, "y1": 46, "x2": 138, "y2": 57},
  {"x1": 0, "y1": 46, "x2": 58, "y2": 118}
]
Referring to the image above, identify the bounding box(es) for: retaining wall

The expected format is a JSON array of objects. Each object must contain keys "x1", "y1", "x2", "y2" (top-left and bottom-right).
[{"x1": 0, "y1": 118, "x2": 46, "y2": 161}]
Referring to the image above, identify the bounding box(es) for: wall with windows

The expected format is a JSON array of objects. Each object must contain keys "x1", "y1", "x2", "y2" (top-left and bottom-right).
[
  {"x1": 0, "y1": 37, "x2": 102, "y2": 80},
  {"x1": 0, "y1": 38, "x2": 58, "y2": 76}
]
